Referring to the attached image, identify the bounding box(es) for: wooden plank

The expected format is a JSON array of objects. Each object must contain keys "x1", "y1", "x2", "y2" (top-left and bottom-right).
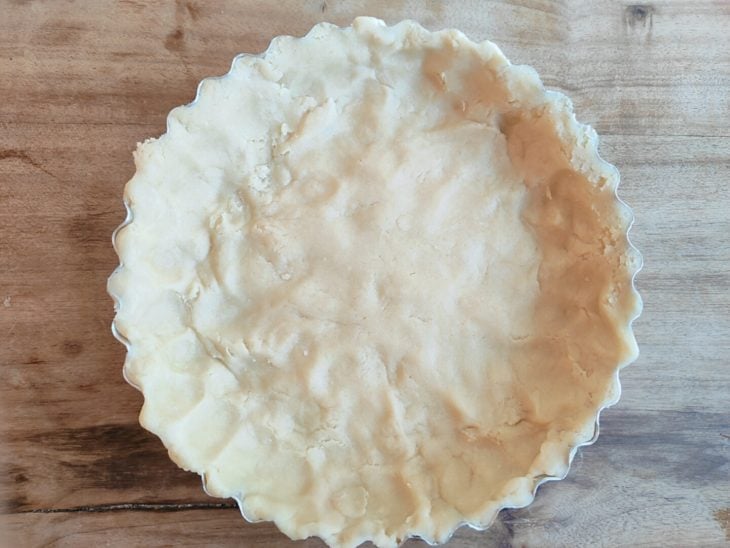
[
  {"x1": 1, "y1": 1, "x2": 727, "y2": 135},
  {"x1": 0, "y1": 509, "x2": 326, "y2": 548},
  {"x1": 3, "y1": 405, "x2": 729, "y2": 547},
  {"x1": 2, "y1": 128, "x2": 727, "y2": 513},
  {"x1": 1, "y1": 0, "x2": 729, "y2": 545},
  {"x1": 1, "y1": 408, "x2": 728, "y2": 545}
]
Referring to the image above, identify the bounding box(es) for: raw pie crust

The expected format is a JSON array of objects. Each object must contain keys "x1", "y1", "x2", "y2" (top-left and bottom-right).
[{"x1": 109, "y1": 17, "x2": 641, "y2": 548}]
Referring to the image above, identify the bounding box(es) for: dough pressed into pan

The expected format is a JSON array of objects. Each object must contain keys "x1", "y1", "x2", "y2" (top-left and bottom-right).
[{"x1": 109, "y1": 17, "x2": 641, "y2": 548}]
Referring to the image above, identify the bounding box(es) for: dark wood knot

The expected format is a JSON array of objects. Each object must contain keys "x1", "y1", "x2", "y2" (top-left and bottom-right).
[{"x1": 625, "y1": 4, "x2": 654, "y2": 28}]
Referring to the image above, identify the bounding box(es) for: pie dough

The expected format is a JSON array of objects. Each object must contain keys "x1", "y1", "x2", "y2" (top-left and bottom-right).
[{"x1": 109, "y1": 17, "x2": 642, "y2": 547}]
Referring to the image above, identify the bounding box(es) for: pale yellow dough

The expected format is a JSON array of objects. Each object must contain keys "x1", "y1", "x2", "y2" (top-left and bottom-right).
[{"x1": 109, "y1": 17, "x2": 641, "y2": 548}]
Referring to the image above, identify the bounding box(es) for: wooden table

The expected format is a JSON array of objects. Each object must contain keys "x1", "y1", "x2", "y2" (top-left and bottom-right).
[{"x1": 1, "y1": 0, "x2": 728, "y2": 546}]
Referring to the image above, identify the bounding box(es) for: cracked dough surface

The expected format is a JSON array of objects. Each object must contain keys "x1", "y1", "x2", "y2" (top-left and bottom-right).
[{"x1": 109, "y1": 17, "x2": 641, "y2": 548}]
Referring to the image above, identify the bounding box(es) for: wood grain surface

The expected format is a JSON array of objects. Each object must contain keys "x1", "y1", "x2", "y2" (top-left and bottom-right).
[{"x1": 1, "y1": 0, "x2": 729, "y2": 546}]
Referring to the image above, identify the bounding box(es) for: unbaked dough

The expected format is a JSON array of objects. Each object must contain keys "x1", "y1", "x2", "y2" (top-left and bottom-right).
[{"x1": 109, "y1": 17, "x2": 642, "y2": 548}]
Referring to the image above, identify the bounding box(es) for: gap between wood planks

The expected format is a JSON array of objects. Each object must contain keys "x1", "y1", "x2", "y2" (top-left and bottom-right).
[{"x1": 20, "y1": 502, "x2": 238, "y2": 514}]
